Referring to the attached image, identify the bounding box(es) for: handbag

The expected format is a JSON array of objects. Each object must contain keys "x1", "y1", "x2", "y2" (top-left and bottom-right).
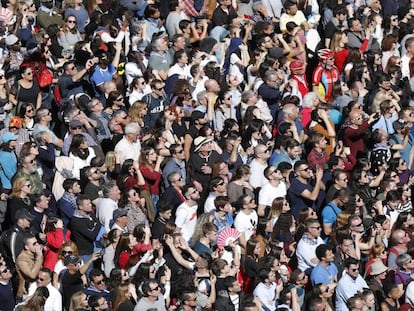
[{"x1": 38, "y1": 69, "x2": 53, "y2": 88}]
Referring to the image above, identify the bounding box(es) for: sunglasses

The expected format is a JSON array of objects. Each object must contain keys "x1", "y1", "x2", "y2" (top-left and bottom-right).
[
  {"x1": 24, "y1": 183, "x2": 31, "y2": 187},
  {"x1": 95, "y1": 279, "x2": 105, "y2": 285},
  {"x1": 62, "y1": 250, "x2": 73, "y2": 255},
  {"x1": 67, "y1": 20, "x2": 76, "y2": 23},
  {"x1": 71, "y1": 126, "x2": 82, "y2": 130},
  {"x1": 37, "y1": 277, "x2": 45, "y2": 281}
]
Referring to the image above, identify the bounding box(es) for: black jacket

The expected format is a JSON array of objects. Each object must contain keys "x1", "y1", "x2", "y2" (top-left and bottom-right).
[{"x1": 215, "y1": 292, "x2": 244, "y2": 311}]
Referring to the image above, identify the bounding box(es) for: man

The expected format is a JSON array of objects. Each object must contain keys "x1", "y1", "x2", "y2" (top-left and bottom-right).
[
  {"x1": 90, "y1": 44, "x2": 122, "y2": 96},
  {"x1": 58, "y1": 179, "x2": 81, "y2": 230},
  {"x1": 310, "y1": 244, "x2": 338, "y2": 286},
  {"x1": 257, "y1": 70, "x2": 281, "y2": 118},
  {"x1": 28, "y1": 268, "x2": 62, "y2": 311},
  {"x1": 59, "y1": 59, "x2": 95, "y2": 99},
  {"x1": 215, "y1": 275, "x2": 244, "y2": 311},
  {"x1": 177, "y1": 289, "x2": 201, "y2": 311},
  {"x1": 135, "y1": 278, "x2": 166, "y2": 311},
  {"x1": 257, "y1": 166, "x2": 287, "y2": 216},
  {"x1": 96, "y1": 181, "x2": 121, "y2": 232},
  {"x1": 110, "y1": 208, "x2": 128, "y2": 233},
  {"x1": 221, "y1": 133, "x2": 244, "y2": 174},
  {"x1": 0, "y1": 116, "x2": 30, "y2": 156},
  {"x1": 166, "y1": 0, "x2": 188, "y2": 37},
  {"x1": 388, "y1": 229, "x2": 410, "y2": 270},
  {"x1": 192, "y1": 222, "x2": 218, "y2": 255},
  {"x1": 37, "y1": 0, "x2": 63, "y2": 28},
  {"x1": 0, "y1": 262, "x2": 14, "y2": 311},
  {"x1": 336, "y1": 257, "x2": 369, "y2": 311},
  {"x1": 84, "y1": 269, "x2": 111, "y2": 304},
  {"x1": 368, "y1": 261, "x2": 388, "y2": 305},
  {"x1": 0, "y1": 208, "x2": 34, "y2": 268},
  {"x1": 69, "y1": 195, "x2": 103, "y2": 265},
  {"x1": 312, "y1": 49, "x2": 339, "y2": 102},
  {"x1": 279, "y1": 0, "x2": 308, "y2": 32},
  {"x1": 402, "y1": 37, "x2": 414, "y2": 78},
  {"x1": 168, "y1": 36, "x2": 187, "y2": 69},
  {"x1": 333, "y1": 234, "x2": 360, "y2": 277},
  {"x1": 14, "y1": 153, "x2": 43, "y2": 195},
  {"x1": 148, "y1": 36, "x2": 172, "y2": 81},
  {"x1": 344, "y1": 110, "x2": 378, "y2": 158},
  {"x1": 325, "y1": 169, "x2": 349, "y2": 203},
  {"x1": 62, "y1": 118, "x2": 99, "y2": 156},
  {"x1": 204, "y1": 177, "x2": 227, "y2": 213},
  {"x1": 30, "y1": 193, "x2": 51, "y2": 235},
  {"x1": 88, "y1": 98, "x2": 112, "y2": 144},
  {"x1": 278, "y1": 104, "x2": 307, "y2": 144},
  {"x1": 16, "y1": 232, "x2": 43, "y2": 300},
  {"x1": 234, "y1": 194, "x2": 258, "y2": 249},
  {"x1": 296, "y1": 219, "x2": 325, "y2": 273},
  {"x1": 114, "y1": 122, "x2": 142, "y2": 164},
  {"x1": 175, "y1": 185, "x2": 199, "y2": 242},
  {"x1": 249, "y1": 144, "x2": 271, "y2": 190},
  {"x1": 271, "y1": 138, "x2": 302, "y2": 168},
  {"x1": 288, "y1": 160, "x2": 324, "y2": 220},
  {"x1": 188, "y1": 137, "x2": 223, "y2": 194},
  {"x1": 212, "y1": 0, "x2": 238, "y2": 28},
  {"x1": 321, "y1": 189, "x2": 350, "y2": 240},
  {"x1": 61, "y1": 254, "x2": 99, "y2": 310},
  {"x1": 307, "y1": 132, "x2": 330, "y2": 170},
  {"x1": 151, "y1": 201, "x2": 173, "y2": 241},
  {"x1": 213, "y1": 196, "x2": 234, "y2": 234},
  {"x1": 347, "y1": 17, "x2": 375, "y2": 51},
  {"x1": 159, "y1": 172, "x2": 185, "y2": 219},
  {"x1": 162, "y1": 144, "x2": 186, "y2": 188},
  {"x1": 32, "y1": 108, "x2": 63, "y2": 149},
  {"x1": 141, "y1": 79, "x2": 170, "y2": 129},
  {"x1": 253, "y1": 268, "x2": 280, "y2": 311},
  {"x1": 323, "y1": 5, "x2": 348, "y2": 48},
  {"x1": 83, "y1": 166, "x2": 104, "y2": 206}
]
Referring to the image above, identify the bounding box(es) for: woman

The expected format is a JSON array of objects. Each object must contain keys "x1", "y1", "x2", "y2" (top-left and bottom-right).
[
  {"x1": 18, "y1": 102, "x2": 35, "y2": 134},
  {"x1": 105, "y1": 91, "x2": 126, "y2": 117},
  {"x1": 372, "y1": 100, "x2": 400, "y2": 135},
  {"x1": 69, "y1": 291, "x2": 89, "y2": 311},
  {"x1": 69, "y1": 134, "x2": 96, "y2": 179},
  {"x1": 242, "y1": 106, "x2": 261, "y2": 131},
  {"x1": 88, "y1": 295, "x2": 110, "y2": 311},
  {"x1": 295, "y1": 207, "x2": 318, "y2": 242},
  {"x1": 143, "y1": 4, "x2": 166, "y2": 43},
  {"x1": 43, "y1": 217, "x2": 70, "y2": 271},
  {"x1": 256, "y1": 217, "x2": 273, "y2": 258},
  {"x1": 104, "y1": 151, "x2": 121, "y2": 181},
  {"x1": 115, "y1": 233, "x2": 138, "y2": 270},
  {"x1": 272, "y1": 212, "x2": 296, "y2": 257},
  {"x1": 10, "y1": 65, "x2": 41, "y2": 111},
  {"x1": 381, "y1": 282, "x2": 402, "y2": 311},
  {"x1": 139, "y1": 147, "x2": 163, "y2": 217},
  {"x1": 132, "y1": 224, "x2": 152, "y2": 261},
  {"x1": 268, "y1": 197, "x2": 291, "y2": 226},
  {"x1": 309, "y1": 284, "x2": 334, "y2": 311},
  {"x1": 87, "y1": 0, "x2": 104, "y2": 15},
  {"x1": 119, "y1": 188, "x2": 149, "y2": 232},
  {"x1": 350, "y1": 169, "x2": 375, "y2": 204},
  {"x1": 113, "y1": 283, "x2": 134, "y2": 311},
  {"x1": 330, "y1": 31, "x2": 350, "y2": 74},
  {"x1": 223, "y1": 37, "x2": 250, "y2": 80},
  {"x1": 6, "y1": 177, "x2": 32, "y2": 228},
  {"x1": 343, "y1": 48, "x2": 362, "y2": 81},
  {"x1": 227, "y1": 165, "x2": 255, "y2": 206},
  {"x1": 20, "y1": 286, "x2": 49, "y2": 311},
  {"x1": 117, "y1": 159, "x2": 145, "y2": 192},
  {"x1": 241, "y1": 237, "x2": 261, "y2": 294},
  {"x1": 0, "y1": 135, "x2": 18, "y2": 193},
  {"x1": 64, "y1": 0, "x2": 89, "y2": 35},
  {"x1": 212, "y1": 161, "x2": 230, "y2": 184},
  {"x1": 214, "y1": 91, "x2": 236, "y2": 132},
  {"x1": 365, "y1": 243, "x2": 387, "y2": 277},
  {"x1": 34, "y1": 131, "x2": 56, "y2": 189},
  {"x1": 392, "y1": 211, "x2": 414, "y2": 234},
  {"x1": 241, "y1": 119, "x2": 270, "y2": 152},
  {"x1": 129, "y1": 78, "x2": 151, "y2": 105},
  {"x1": 53, "y1": 241, "x2": 81, "y2": 288},
  {"x1": 381, "y1": 34, "x2": 400, "y2": 70},
  {"x1": 102, "y1": 229, "x2": 121, "y2": 278},
  {"x1": 0, "y1": 74, "x2": 11, "y2": 129},
  {"x1": 58, "y1": 15, "x2": 82, "y2": 54}
]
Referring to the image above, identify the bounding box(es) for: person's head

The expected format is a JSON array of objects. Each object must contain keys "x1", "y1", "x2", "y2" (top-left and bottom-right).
[
  {"x1": 70, "y1": 291, "x2": 89, "y2": 311},
  {"x1": 306, "y1": 218, "x2": 322, "y2": 238},
  {"x1": 88, "y1": 294, "x2": 109, "y2": 311},
  {"x1": 315, "y1": 244, "x2": 335, "y2": 263},
  {"x1": 36, "y1": 268, "x2": 52, "y2": 287},
  {"x1": 246, "y1": 237, "x2": 261, "y2": 258},
  {"x1": 22, "y1": 232, "x2": 38, "y2": 254},
  {"x1": 344, "y1": 257, "x2": 360, "y2": 279},
  {"x1": 383, "y1": 282, "x2": 403, "y2": 301},
  {"x1": 332, "y1": 169, "x2": 348, "y2": 189},
  {"x1": 141, "y1": 278, "x2": 162, "y2": 298},
  {"x1": 201, "y1": 222, "x2": 218, "y2": 242},
  {"x1": 77, "y1": 194, "x2": 93, "y2": 213},
  {"x1": 157, "y1": 200, "x2": 173, "y2": 220},
  {"x1": 90, "y1": 269, "x2": 107, "y2": 291},
  {"x1": 19, "y1": 152, "x2": 37, "y2": 173},
  {"x1": 102, "y1": 180, "x2": 121, "y2": 201},
  {"x1": 294, "y1": 160, "x2": 313, "y2": 180},
  {"x1": 182, "y1": 184, "x2": 200, "y2": 201},
  {"x1": 58, "y1": 241, "x2": 79, "y2": 260},
  {"x1": 396, "y1": 253, "x2": 414, "y2": 270}
]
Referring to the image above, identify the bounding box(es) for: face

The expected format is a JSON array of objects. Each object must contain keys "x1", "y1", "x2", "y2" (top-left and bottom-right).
[
  {"x1": 79, "y1": 199, "x2": 92, "y2": 213},
  {"x1": 186, "y1": 187, "x2": 200, "y2": 201},
  {"x1": 308, "y1": 222, "x2": 322, "y2": 238},
  {"x1": 26, "y1": 237, "x2": 38, "y2": 253},
  {"x1": 350, "y1": 217, "x2": 364, "y2": 233},
  {"x1": 296, "y1": 164, "x2": 313, "y2": 179},
  {"x1": 110, "y1": 185, "x2": 121, "y2": 201},
  {"x1": 37, "y1": 271, "x2": 51, "y2": 286},
  {"x1": 23, "y1": 155, "x2": 37, "y2": 173},
  {"x1": 66, "y1": 16, "x2": 77, "y2": 28},
  {"x1": 288, "y1": 146, "x2": 302, "y2": 159},
  {"x1": 148, "y1": 282, "x2": 162, "y2": 297},
  {"x1": 347, "y1": 264, "x2": 360, "y2": 279},
  {"x1": 97, "y1": 297, "x2": 109, "y2": 310}
]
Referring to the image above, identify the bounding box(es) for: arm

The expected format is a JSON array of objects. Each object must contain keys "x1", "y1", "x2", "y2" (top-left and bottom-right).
[
  {"x1": 79, "y1": 252, "x2": 99, "y2": 275},
  {"x1": 164, "y1": 235, "x2": 195, "y2": 270},
  {"x1": 300, "y1": 168, "x2": 323, "y2": 201},
  {"x1": 111, "y1": 42, "x2": 122, "y2": 68},
  {"x1": 36, "y1": 92, "x2": 42, "y2": 110}
]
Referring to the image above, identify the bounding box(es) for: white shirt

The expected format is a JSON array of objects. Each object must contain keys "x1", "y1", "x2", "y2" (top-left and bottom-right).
[
  {"x1": 96, "y1": 198, "x2": 118, "y2": 232},
  {"x1": 175, "y1": 201, "x2": 198, "y2": 242},
  {"x1": 234, "y1": 209, "x2": 258, "y2": 241},
  {"x1": 296, "y1": 235, "x2": 325, "y2": 272},
  {"x1": 28, "y1": 282, "x2": 62, "y2": 311},
  {"x1": 204, "y1": 192, "x2": 217, "y2": 213},
  {"x1": 115, "y1": 137, "x2": 141, "y2": 163},
  {"x1": 249, "y1": 159, "x2": 268, "y2": 189},
  {"x1": 258, "y1": 181, "x2": 287, "y2": 207},
  {"x1": 253, "y1": 282, "x2": 277, "y2": 311}
]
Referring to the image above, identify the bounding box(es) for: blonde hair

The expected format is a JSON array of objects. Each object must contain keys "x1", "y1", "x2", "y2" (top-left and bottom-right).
[
  {"x1": 330, "y1": 31, "x2": 345, "y2": 53},
  {"x1": 105, "y1": 151, "x2": 117, "y2": 172},
  {"x1": 113, "y1": 284, "x2": 130, "y2": 311},
  {"x1": 10, "y1": 177, "x2": 30, "y2": 198},
  {"x1": 69, "y1": 291, "x2": 87, "y2": 311},
  {"x1": 128, "y1": 100, "x2": 147, "y2": 123}
]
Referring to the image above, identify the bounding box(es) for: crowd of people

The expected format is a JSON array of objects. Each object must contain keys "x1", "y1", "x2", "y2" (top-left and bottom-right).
[{"x1": 0, "y1": 0, "x2": 414, "y2": 310}]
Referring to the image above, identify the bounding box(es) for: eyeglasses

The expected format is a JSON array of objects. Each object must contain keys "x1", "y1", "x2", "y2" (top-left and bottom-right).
[
  {"x1": 350, "y1": 268, "x2": 359, "y2": 272},
  {"x1": 155, "y1": 87, "x2": 164, "y2": 91},
  {"x1": 67, "y1": 20, "x2": 76, "y2": 23},
  {"x1": 173, "y1": 177, "x2": 183, "y2": 183},
  {"x1": 216, "y1": 181, "x2": 225, "y2": 186},
  {"x1": 352, "y1": 222, "x2": 363, "y2": 227},
  {"x1": 26, "y1": 108, "x2": 33, "y2": 113},
  {"x1": 0, "y1": 268, "x2": 8, "y2": 274},
  {"x1": 62, "y1": 250, "x2": 73, "y2": 255},
  {"x1": 95, "y1": 279, "x2": 105, "y2": 285},
  {"x1": 37, "y1": 277, "x2": 45, "y2": 281},
  {"x1": 310, "y1": 226, "x2": 321, "y2": 230},
  {"x1": 71, "y1": 126, "x2": 82, "y2": 130}
]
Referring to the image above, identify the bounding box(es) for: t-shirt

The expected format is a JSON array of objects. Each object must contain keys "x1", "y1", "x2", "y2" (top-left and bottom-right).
[{"x1": 61, "y1": 270, "x2": 83, "y2": 309}]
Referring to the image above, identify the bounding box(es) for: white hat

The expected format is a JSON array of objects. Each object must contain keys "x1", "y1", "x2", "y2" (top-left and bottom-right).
[
  {"x1": 5, "y1": 34, "x2": 18, "y2": 46},
  {"x1": 370, "y1": 261, "x2": 388, "y2": 276},
  {"x1": 194, "y1": 137, "x2": 213, "y2": 152}
]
